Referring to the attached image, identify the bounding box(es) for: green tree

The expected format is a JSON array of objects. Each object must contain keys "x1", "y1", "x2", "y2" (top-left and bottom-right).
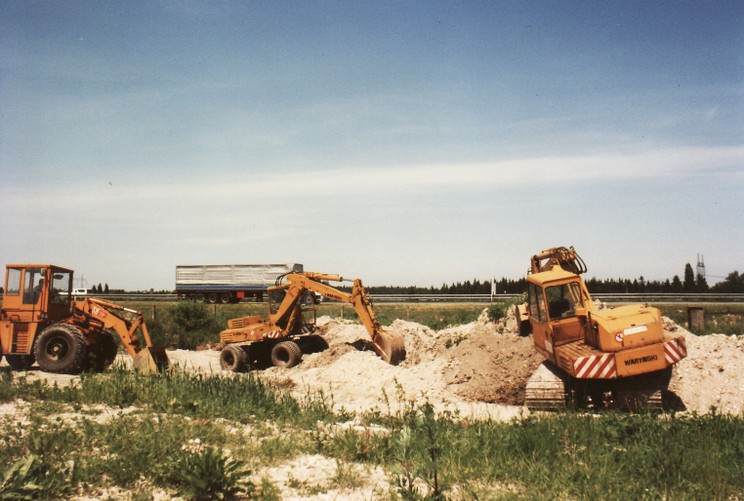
[
  {"x1": 695, "y1": 273, "x2": 709, "y2": 292},
  {"x1": 683, "y1": 263, "x2": 695, "y2": 291},
  {"x1": 711, "y1": 271, "x2": 744, "y2": 293}
]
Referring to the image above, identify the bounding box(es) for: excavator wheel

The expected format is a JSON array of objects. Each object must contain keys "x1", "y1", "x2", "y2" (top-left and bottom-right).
[
  {"x1": 373, "y1": 331, "x2": 406, "y2": 366},
  {"x1": 220, "y1": 344, "x2": 248, "y2": 372},
  {"x1": 34, "y1": 323, "x2": 88, "y2": 374},
  {"x1": 5, "y1": 354, "x2": 35, "y2": 371},
  {"x1": 270, "y1": 341, "x2": 302, "y2": 368}
]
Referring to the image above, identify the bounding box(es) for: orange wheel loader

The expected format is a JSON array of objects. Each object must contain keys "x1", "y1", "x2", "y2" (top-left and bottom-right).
[{"x1": 0, "y1": 264, "x2": 171, "y2": 375}]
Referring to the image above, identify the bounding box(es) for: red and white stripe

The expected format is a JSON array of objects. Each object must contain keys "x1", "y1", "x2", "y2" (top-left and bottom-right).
[
  {"x1": 664, "y1": 338, "x2": 687, "y2": 365},
  {"x1": 574, "y1": 353, "x2": 618, "y2": 379}
]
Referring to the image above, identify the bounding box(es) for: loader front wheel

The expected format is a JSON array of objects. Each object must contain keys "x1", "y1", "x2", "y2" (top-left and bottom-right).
[
  {"x1": 34, "y1": 324, "x2": 88, "y2": 374},
  {"x1": 84, "y1": 332, "x2": 119, "y2": 372},
  {"x1": 220, "y1": 344, "x2": 248, "y2": 372},
  {"x1": 271, "y1": 341, "x2": 302, "y2": 368}
]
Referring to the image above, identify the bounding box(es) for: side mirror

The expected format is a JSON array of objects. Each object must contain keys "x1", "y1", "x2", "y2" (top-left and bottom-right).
[{"x1": 54, "y1": 274, "x2": 64, "y2": 279}]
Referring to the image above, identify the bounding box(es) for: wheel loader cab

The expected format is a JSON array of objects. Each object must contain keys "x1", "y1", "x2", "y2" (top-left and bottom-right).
[
  {"x1": 2, "y1": 265, "x2": 73, "y2": 316},
  {"x1": 1, "y1": 265, "x2": 74, "y2": 359}
]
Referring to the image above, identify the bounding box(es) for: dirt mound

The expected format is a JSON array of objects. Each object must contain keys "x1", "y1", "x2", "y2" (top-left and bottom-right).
[
  {"x1": 668, "y1": 327, "x2": 744, "y2": 415},
  {"x1": 257, "y1": 310, "x2": 538, "y2": 419},
  {"x1": 261, "y1": 310, "x2": 744, "y2": 418}
]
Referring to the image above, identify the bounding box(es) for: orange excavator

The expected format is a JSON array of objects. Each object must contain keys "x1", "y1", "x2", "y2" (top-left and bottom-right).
[
  {"x1": 218, "y1": 272, "x2": 406, "y2": 371},
  {"x1": 0, "y1": 264, "x2": 170, "y2": 375},
  {"x1": 517, "y1": 247, "x2": 687, "y2": 410}
]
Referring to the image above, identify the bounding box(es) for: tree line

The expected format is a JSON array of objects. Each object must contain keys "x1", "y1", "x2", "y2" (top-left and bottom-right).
[{"x1": 360, "y1": 264, "x2": 744, "y2": 295}]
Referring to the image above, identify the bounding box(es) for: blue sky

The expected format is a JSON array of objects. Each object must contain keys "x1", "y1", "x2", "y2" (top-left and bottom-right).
[{"x1": 1, "y1": 1, "x2": 742, "y2": 290}]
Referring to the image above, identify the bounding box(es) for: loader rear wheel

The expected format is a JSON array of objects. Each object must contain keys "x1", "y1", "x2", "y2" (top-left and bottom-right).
[
  {"x1": 5, "y1": 354, "x2": 35, "y2": 371},
  {"x1": 34, "y1": 324, "x2": 88, "y2": 374},
  {"x1": 271, "y1": 341, "x2": 302, "y2": 368},
  {"x1": 220, "y1": 344, "x2": 248, "y2": 372}
]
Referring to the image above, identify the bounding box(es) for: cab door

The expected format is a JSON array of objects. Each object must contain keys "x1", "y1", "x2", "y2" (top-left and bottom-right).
[
  {"x1": 0, "y1": 266, "x2": 46, "y2": 355},
  {"x1": 528, "y1": 282, "x2": 555, "y2": 362}
]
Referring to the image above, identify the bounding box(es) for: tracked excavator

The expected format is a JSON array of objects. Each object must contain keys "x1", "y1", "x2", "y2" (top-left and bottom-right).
[
  {"x1": 0, "y1": 264, "x2": 170, "y2": 375},
  {"x1": 219, "y1": 272, "x2": 406, "y2": 371},
  {"x1": 517, "y1": 247, "x2": 687, "y2": 411}
]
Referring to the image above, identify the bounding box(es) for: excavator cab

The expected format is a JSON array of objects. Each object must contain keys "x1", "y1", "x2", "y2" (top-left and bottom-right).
[{"x1": 527, "y1": 269, "x2": 591, "y2": 361}]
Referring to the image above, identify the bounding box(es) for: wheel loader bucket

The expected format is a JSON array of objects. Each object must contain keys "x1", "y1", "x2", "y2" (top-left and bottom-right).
[
  {"x1": 372, "y1": 330, "x2": 406, "y2": 366},
  {"x1": 133, "y1": 347, "x2": 173, "y2": 375}
]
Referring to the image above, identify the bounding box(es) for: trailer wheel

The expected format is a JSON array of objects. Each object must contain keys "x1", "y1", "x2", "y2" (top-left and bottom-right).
[
  {"x1": 219, "y1": 293, "x2": 232, "y2": 304},
  {"x1": 34, "y1": 324, "x2": 88, "y2": 374},
  {"x1": 5, "y1": 354, "x2": 35, "y2": 371},
  {"x1": 220, "y1": 344, "x2": 248, "y2": 372},
  {"x1": 270, "y1": 341, "x2": 302, "y2": 368}
]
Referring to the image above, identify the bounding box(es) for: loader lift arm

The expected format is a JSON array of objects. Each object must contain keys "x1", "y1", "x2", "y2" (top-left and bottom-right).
[{"x1": 72, "y1": 297, "x2": 171, "y2": 374}]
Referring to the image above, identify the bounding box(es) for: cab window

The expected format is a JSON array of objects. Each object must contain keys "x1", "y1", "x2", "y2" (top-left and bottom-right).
[
  {"x1": 51, "y1": 271, "x2": 72, "y2": 306},
  {"x1": 528, "y1": 283, "x2": 547, "y2": 323},
  {"x1": 545, "y1": 282, "x2": 583, "y2": 320},
  {"x1": 22, "y1": 268, "x2": 45, "y2": 304},
  {"x1": 5, "y1": 268, "x2": 21, "y2": 296}
]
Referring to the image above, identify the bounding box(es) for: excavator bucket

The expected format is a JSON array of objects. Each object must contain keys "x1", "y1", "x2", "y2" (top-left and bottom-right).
[
  {"x1": 133, "y1": 347, "x2": 173, "y2": 375},
  {"x1": 372, "y1": 330, "x2": 406, "y2": 366}
]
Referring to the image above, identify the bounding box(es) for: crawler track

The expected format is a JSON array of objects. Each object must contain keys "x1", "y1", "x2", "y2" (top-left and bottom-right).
[{"x1": 526, "y1": 362, "x2": 670, "y2": 412}]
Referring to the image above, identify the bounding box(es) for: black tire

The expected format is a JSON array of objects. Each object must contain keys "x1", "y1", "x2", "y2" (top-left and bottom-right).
[
  {"x1": 195, "y1": 293, "x2": 206, "y2": 303},
  {"x1": 206, "y1": 292, "x2": 218, "y2": 304},
  {"x1": 219, "y1": 293, "x2": 232, "y2": 304},
  {"x1": 220, "y1": 344, "x2": 248, "y2": 372},
  {"x1": 5, "y1": 354, "x2": 35, "y2": 371},
  {"x1": 34, "y1": 323, "x2": 88, "y2": 374},
  {"x1": 84, "y1": 332, "x2": 119, "y2": 372},
  {"x1": 270, "y1": 341, "x2": 302, "y2": 368},
  {"x1": 301, "y1": 292, "x2": 316, "y2": 307}
]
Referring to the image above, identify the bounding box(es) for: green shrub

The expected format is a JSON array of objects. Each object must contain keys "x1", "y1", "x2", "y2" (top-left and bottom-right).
[
  {"x1": 171, "y1": 447, "x2": 252, "y2": 500},
  {"x1": 168, "y1": 302, "x2": 221, "y2": 349}
]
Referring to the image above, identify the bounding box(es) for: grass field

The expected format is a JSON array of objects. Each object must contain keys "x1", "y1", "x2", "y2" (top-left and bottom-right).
[{"x1": 1, "y1": 369, "x2": 742, "y2": 500}]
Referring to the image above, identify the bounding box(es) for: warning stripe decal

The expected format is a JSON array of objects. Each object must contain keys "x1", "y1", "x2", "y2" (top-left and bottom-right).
[
  {"x1": 664, "y1": 337, "x2": 687, "y2": 365},
  {"x1": 574, "y1": 353, "x2": 617, "y2": 379}
]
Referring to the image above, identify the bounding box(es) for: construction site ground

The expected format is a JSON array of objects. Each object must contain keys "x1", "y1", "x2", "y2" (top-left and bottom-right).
[{"x1": 6, "y1": 308, "x2": 742, "y2": 417}]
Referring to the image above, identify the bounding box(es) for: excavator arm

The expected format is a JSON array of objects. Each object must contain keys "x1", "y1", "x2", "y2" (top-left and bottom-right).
[
  {"x1": 530, "y1": 246, "x2": 588, "y2": 275},
  {"x1": 73, "y1": 297, "x2": 172, "y2": 374},
  {"x1": 276, "y1": 273, "x2": 406, "y2": 365}
]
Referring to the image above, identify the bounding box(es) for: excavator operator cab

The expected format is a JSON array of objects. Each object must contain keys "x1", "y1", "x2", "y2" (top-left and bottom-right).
[{"x1": 527, "y1": 269, "x2": 593, "y2": 359}]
